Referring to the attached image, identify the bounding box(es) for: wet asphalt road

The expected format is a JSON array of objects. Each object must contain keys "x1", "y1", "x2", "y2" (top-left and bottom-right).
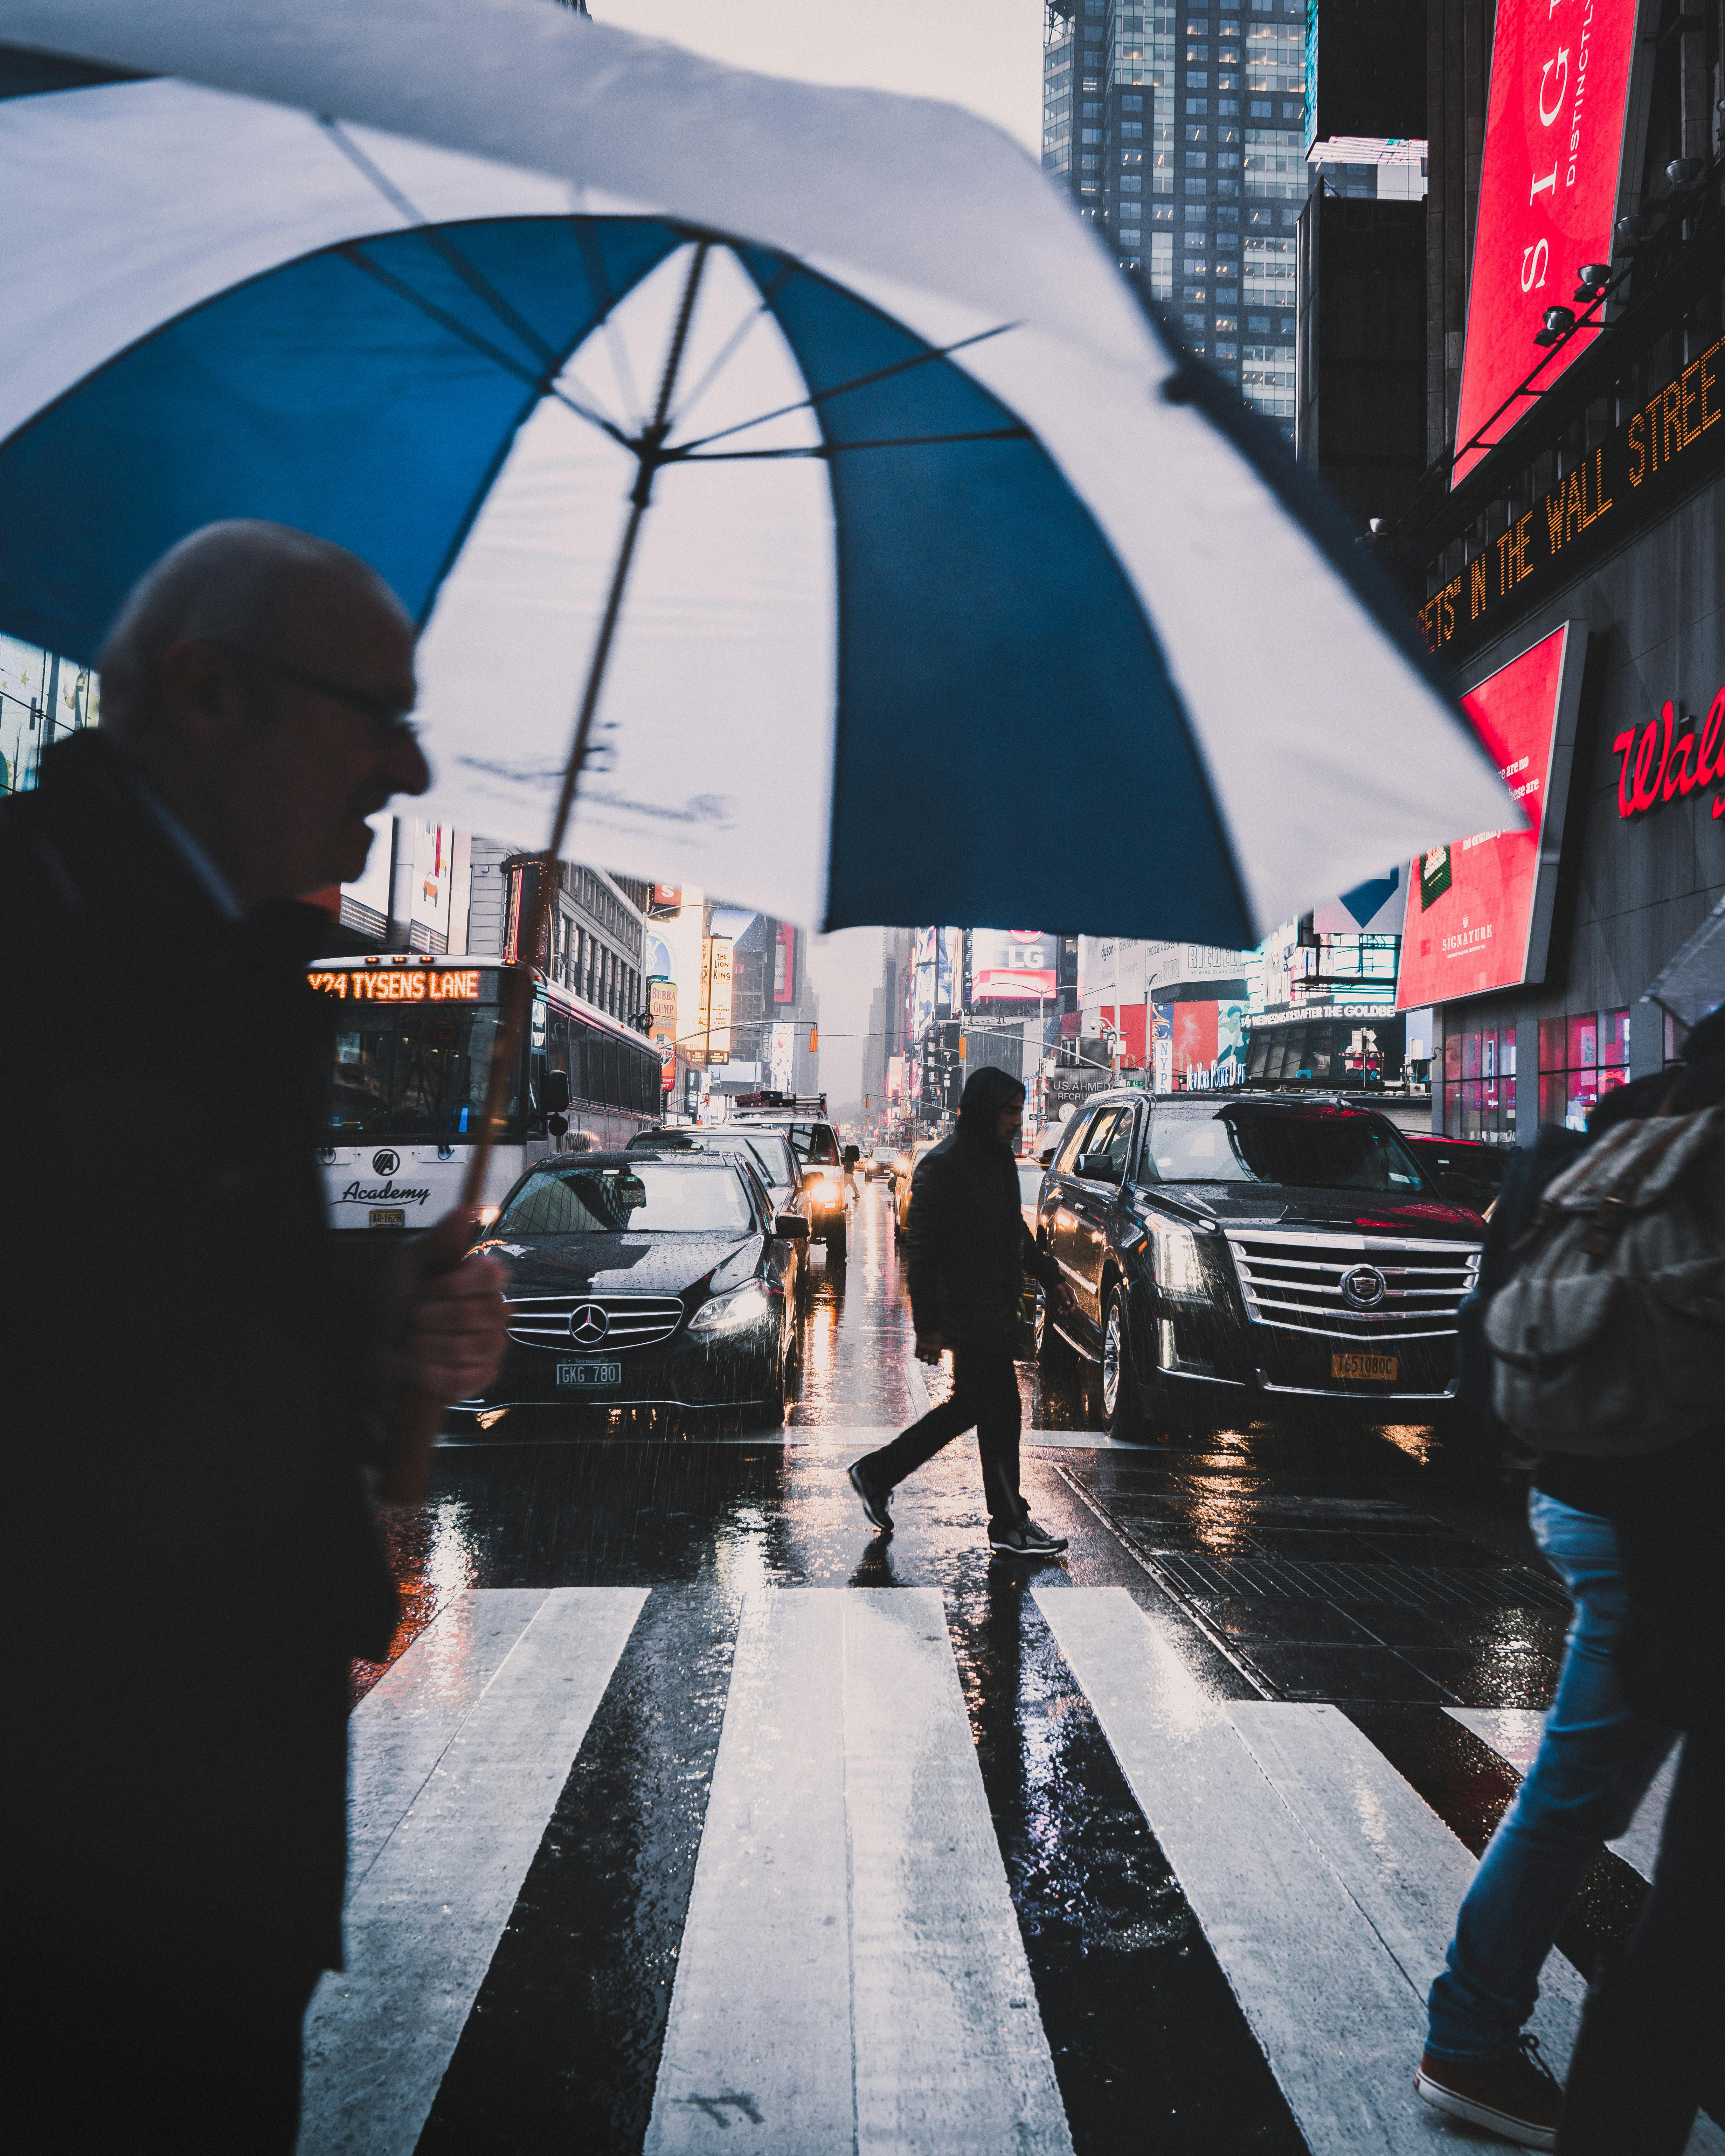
[{"x1": 346, "y1": 1180, "x2": 1655, "y2": 2156}]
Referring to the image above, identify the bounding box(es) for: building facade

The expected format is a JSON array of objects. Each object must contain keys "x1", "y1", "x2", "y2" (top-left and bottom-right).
[
  {"x1": 1401, "y1": 0, "x2": 1724, "y2": 1138},
  {"x1": 0, "y1": 632, "x2": 97, "y2": 797},
  {"x1": 1044, "y1": 0, "x2": 1310, "y2": 437}
]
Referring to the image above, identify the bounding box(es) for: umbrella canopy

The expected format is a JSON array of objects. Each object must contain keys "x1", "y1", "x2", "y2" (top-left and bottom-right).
[{"x1": 0, "y1": 0, "x2": 1512, "y2": 943}]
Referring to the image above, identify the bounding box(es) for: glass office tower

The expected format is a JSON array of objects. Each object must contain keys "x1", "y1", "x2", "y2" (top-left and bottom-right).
[{"x1": 1042, "y1": 0, "x2": 1308, "y2": 442}]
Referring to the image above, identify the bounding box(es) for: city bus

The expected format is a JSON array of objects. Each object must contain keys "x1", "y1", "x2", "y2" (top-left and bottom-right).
[{"x1": 306, "y1": 953, "x2": 663, "y2": 1232}]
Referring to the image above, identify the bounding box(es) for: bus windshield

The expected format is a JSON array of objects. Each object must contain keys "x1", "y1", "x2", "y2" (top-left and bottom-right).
[
  {"x1": 326, "y1": 1002, "x2": 518, "y2": 1141},
  {"x1": 497, "y1": 1161, "x2": 756, "y2": 1236}
]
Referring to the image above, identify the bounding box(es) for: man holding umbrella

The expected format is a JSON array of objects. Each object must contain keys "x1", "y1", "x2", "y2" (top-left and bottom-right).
[
  {"x1": 850, "y1": 1064, "x2": 1074, "y2": 1557},
  {"x1": 2, "y1": 522, "x2": 508, "y2": 2151}
]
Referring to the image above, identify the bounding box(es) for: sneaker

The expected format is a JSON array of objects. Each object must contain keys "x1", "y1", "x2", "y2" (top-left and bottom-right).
[
  {"x1": 989, "y1": 1517, "x2": 1069, "y2": 1558},
  {"x1": 1414, "y1": 2036, "x2": 1560, "y2": 2150},
  {"x1": 848, "y1": 1461, "x2": 893, "y2": 1535}
]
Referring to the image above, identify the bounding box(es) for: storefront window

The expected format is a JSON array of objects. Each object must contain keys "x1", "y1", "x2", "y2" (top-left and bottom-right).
[
  {"x1": 1443, "y1": 1023, "x2": 1517, "y2": 1143},
  {"x1": 1538, "y1": 1008, "x2": 1628, "y2": 1129}
]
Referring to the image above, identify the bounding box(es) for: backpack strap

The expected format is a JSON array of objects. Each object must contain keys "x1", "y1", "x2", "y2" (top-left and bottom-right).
[{"x1": 1580, "y1": 1114, "x2": 1692, "y2": 1257}]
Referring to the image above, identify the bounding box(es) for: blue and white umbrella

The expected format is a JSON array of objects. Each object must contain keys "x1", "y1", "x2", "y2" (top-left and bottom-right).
[{"x1": 0, "y1": 0, "x2": 1511, "y2": 944}]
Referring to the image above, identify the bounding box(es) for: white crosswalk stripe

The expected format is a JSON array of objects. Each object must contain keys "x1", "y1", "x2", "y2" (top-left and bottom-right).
[
  {"x1": 645, "y1": 1589, "x2": 1072, "y2": 2156},
  {"x1": 298, "y1": 1586, "x2": 649, "y2": 2156},
  {"x1": 1445, "y1": 1705, "x2": 1681, "y2": 1884},
  {"x1": 1036, "y1": 1590, "x2": 1721, "y2": 2156},
  {"x1": 304, "y1": 1586, "x2": 1720, "y2": 2156}
]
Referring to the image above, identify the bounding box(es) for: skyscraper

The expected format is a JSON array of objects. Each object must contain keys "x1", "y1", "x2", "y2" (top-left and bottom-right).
[{"x1": 1042, "y1": 0, "x2": 1309, "y2": 443}]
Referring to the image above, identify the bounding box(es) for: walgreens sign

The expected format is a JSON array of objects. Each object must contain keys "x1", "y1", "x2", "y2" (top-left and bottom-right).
[
  {"x1": 1613, "y1": 688, "x2": 1725, "y2": 822},
  {"x1": 1452, "y1": 0, "x2": 1641, "y2": 485}
]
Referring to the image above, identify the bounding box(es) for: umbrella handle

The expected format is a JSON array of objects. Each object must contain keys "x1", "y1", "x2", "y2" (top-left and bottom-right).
[{"x1": 383, "y1": 1387, "x2": 445, "y2": 1505}]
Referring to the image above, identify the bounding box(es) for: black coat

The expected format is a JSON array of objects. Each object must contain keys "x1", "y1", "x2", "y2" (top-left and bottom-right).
[
  {"x1": 903, "y1": 1125, "x2": 1058, "y2": 1344},
  {"x1": 2, "y1": 734, "x2": 397, "y2": 1975}
]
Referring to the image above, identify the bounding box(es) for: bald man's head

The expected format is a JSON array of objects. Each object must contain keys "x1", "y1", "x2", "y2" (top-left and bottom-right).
[
  {"x1": 95, "y1": 521, "x2": 428, "y2": 905},
  {"x1": 98, "y1": 521, "x2": 411, "y2": 740}
]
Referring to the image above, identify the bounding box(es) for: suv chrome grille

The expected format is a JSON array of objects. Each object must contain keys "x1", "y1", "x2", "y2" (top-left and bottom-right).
[
  {"x1": 1224, "y1": 1228, "x2": 1480, "y2": 1343},
  {"x1": 505, "y1": 1293, "x2": 685, "y2": 1353}
]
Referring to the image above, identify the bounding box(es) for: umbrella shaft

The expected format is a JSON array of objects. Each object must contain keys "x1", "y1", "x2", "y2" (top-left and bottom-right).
[{"x1": 456, "y1": 242, "x2": 711, "y2": 1212}]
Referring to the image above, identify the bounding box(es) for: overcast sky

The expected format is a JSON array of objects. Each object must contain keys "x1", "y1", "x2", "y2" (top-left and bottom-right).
[
  {"x1": 594, "y1": 3, "x2": 1048, "y2": 1112},
  {"x1": 592, "y1": 2, "x2": 1046, "y2": 153}
]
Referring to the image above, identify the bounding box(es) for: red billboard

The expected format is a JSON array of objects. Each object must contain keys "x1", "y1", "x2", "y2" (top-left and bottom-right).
[
  {"x1": 1451, "y1": 0, "x2": 1641, "y2": 485},
  {"x1": 972, "y1": 929, "x2": 1057, "y2": 1002},
  {"x1": 1396, "y1": 624, "x2": 1582, "y2": 1008}
]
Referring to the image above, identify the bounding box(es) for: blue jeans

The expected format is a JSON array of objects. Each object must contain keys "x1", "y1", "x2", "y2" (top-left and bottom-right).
[{"x1": 1425, "y1": 1492, "x2": 1677, "y2": 2062}]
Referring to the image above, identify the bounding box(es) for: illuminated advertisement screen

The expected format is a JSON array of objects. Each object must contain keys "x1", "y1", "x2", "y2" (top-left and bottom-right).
[
  {"x1": 1451, "y1": 0, "x2": 1640, "y2": 486},
  {"x1": 1395, "y1": 624, "x2": 1578, "y2": 1008},
  {"x1": 971, "y1": 929, "x2": 1057, "y2": 1002}
]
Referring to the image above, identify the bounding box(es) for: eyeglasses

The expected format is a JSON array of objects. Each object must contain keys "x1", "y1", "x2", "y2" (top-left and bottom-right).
[{"x1": 212, "y1": 642, "x2": 419, "y2": 749}]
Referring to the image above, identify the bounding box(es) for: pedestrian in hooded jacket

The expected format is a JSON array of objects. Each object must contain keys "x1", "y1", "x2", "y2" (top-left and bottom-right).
[
  {"x1": 847, "y1": 1064, "x2": 1075, "y2": 1557},
  {"x1": 2, "y1": 523, "x2": 509, "y2": 2156}
]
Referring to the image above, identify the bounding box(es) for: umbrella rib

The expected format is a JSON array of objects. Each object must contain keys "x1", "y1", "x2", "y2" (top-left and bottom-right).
[
  {"x1": 334, "y1": 244, "x2": 629, "y2": 445},
  {"x1": 318, "y1": 117, "x2": 563, "y2": 373},
  {"x1": 679, "y1": 425, "x2": 1034, "y2": 459},
  {"x1": 667, "y1": 320, "x2": 1020, "y2": 456},
  {"x1": 569, "y1": 215, "x2": 645, "y2": 433},
  {"x1": 665, "y1": 259, "x2": 798, "y2": 433}
]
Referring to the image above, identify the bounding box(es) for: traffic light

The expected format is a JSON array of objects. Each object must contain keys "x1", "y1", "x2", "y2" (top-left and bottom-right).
[{"x1": 809, "y1": 1025, "x2": 818, "y2": 1052}]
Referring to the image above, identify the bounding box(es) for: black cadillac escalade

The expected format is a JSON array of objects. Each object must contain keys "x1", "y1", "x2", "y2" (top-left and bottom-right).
[{"x1": 1032, "y1": 1090, "x2": 1483, "y2": 1438}]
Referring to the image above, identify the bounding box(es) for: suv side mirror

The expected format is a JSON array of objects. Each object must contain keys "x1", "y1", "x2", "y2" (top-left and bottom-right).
[
  {"x1": 843, "y1": 1145, "x2": 860, "y2": 1167},
  {"x1": 1076, "y1": 1151, "x2": 1121, "y2": 1184},
  {"x1": 541, "y1": 1069, "x2": 572, "y2": 1115},
  {"x1": 775, "y1": 1212, "x2": 811, "y2": 1241}
]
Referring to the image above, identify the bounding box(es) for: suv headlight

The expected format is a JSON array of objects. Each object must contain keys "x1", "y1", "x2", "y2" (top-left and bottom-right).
[
  {"x1": 1150, "y1": 1221, "x2": 1206, "y2": 1299},
  {"x1": 689, "y1": 1282, "x2": 774, "y2": 1334}
]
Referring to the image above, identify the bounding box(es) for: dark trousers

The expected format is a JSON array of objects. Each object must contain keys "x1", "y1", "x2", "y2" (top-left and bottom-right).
[
  {"x1": 861, "y1": 1318, "x2": 1025, "y2": 1526},
  {"x1": 20, "y1": 1957, "x2": 323, "y2": 2155},
  {"x1": 1555, "y1": 1724, "x2": 1724, "y2": 2155}
]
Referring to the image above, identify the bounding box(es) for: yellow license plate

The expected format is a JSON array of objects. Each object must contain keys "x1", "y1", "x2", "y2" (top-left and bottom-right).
[
  {"x1": 1332, "y1": 1352, "x2": 1397, "y2": 1382},
  {"x1": 370, "y1": 1208, "x2": 406, "y2": 1229}
]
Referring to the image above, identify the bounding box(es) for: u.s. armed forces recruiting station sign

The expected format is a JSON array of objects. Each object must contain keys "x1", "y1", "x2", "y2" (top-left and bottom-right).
[{"x1": 1419, "y1": 326, "x2": 1725, "y2": 664}]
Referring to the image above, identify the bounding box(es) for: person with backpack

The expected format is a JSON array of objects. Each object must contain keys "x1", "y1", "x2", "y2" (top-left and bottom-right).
[
  {"x1": 1552, "y1": 1047, "x2": 1725, "y2": 2155},
  {"x1": 1414, "y1": 1029, "x2": 1725, "y2": 2151}
]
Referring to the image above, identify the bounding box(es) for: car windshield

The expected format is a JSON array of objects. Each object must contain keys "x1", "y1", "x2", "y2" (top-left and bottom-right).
[
  {"x1": 775, "y1": 1122, "x2": 839, "y2": 1167},
  {"x1": 630, "y1": 1128, "x2": 795, "y2": 1193},
  {"x1": 496, "y1": 1161, "x2": 756, "y2": 1236},
  {"x1": 735, "y1": 1133, "x2": 796, "y2": 1191},
  {"x1": 1143, "y1": 1106, "x2": 1427, "y2": 1191}
]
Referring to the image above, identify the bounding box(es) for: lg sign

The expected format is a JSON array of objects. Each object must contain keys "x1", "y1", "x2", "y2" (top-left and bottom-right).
[{"x1": 1452, "y1": 0, "x2": 1640, "y2": 485}]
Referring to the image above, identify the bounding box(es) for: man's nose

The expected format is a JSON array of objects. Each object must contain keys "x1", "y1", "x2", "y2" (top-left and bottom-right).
[{"x1": 383, "y1": 726, "x2": 432, "y2": 798}]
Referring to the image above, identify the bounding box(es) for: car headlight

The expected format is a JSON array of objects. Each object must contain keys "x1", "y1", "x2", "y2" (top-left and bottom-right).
[
  {"x1": 689, "y1": 1282, "x2": 775, "y2": 1334},
  {"x1": 1150, "y1": 1221, "x2": 1206, "y2": 1298}
]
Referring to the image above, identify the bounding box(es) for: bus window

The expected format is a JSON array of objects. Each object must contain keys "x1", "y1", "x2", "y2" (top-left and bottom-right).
[{"x1": 325, "y1": 1003, "x2": 517, "y2": 1139}]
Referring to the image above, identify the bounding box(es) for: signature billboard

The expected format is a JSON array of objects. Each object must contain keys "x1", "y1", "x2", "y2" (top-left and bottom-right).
[
  {"x1": 1395, "y1": 623, "x2": 1585, "y2": 1008},
  {"x1": 972, "y1": 929, "x2": 1058, "y2": 1002},
  {"x1": 1451, "y1": 0, "x2": 1641, "y2": 485}
]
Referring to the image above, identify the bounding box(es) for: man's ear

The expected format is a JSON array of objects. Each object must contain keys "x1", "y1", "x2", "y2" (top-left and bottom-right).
[{"x1": 155, "y1": 639, "x2": 252, "y2": 748}]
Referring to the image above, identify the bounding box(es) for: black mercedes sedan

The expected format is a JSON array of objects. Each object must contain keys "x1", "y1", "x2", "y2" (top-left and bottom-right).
[
  {"x1": 454, "y1": 1149, "x2": 808, "y2": 1423},
  {"x1": 1034, "y1": 1090, "x2": 1483, "y2": 1438}
]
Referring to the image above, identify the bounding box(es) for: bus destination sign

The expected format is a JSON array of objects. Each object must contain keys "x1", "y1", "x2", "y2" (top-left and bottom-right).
[{"x1": 307, "y1": 969, "x2": 482, "y2": 1002}]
